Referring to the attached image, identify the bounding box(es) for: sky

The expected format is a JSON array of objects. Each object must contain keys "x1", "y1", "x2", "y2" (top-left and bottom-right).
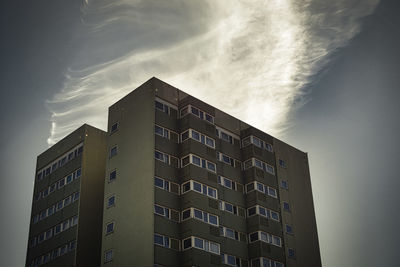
[{"x1": 1, "y1": 0, "x2": 400, "y2": 266}]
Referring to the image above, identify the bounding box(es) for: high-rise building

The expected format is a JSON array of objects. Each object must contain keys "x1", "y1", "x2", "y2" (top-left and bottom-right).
[
  {"x1": 26, "y1": 125, "x2": 107, "y2": 267},
  {"x1": 101, "y1": 77, "x2": 321, "y2": 267}
]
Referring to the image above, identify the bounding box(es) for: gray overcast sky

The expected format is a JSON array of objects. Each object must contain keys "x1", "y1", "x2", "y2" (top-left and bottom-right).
[{"x1": 1, "y1": 0, "x2": 400, "y2": 266}]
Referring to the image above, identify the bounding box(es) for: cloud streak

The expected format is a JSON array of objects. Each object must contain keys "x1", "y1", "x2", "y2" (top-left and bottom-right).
[{"x1": 47, "y1": 0, "x2": 379, "y2": 145}]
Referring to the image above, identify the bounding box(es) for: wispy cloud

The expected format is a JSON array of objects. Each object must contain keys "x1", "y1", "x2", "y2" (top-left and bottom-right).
[{"x1": 47, "y1": 0, "x2": 379, "y2": 145}]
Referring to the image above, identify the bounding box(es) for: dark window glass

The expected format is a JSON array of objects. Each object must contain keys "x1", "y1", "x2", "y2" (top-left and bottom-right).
[
  {"x1": 181, "y1": 131, "x2": 189, "y2": 141},
  {"x1": 155, "y1": 101, "x2": 164, "y2": 110},
  {"x1": 194, "y1": 237, "x2": 203, "y2": 249},
  {"x1": 279, "y1": 159, "x2": 286, "y2": 168},
  {"x1": 64, "y1": 196, "x2": 71, "y2": 206},
  {"x1": 288, "y1": 248, "x2": 295, "y2": 258},
  {"x1": 194, "y1": 209, "x2": 202, "y2": 219},
  {"x1": 286, "y1": 224, "x2": 293, "y2": 234},
  {"x1": 110, "y1": 146, "x2": 117, "y2": 157},
  {"x1": 182, "y1": 156, "x2": 190, "y2": 166},
  {"x1": 207, "y1": 162, "x2": 216, "y2": 172},
  {"x1": 108, "y1": 196, "x2": 115, "y2": 207},
  {"x1": 111, "y1": 122, "x2": 118, "y2": 133},
  {"x1": 225, "y1": 203, "x2": 233, "y2": 213},
  {"x1": 183, "y1": 238, "x2": 191, "y2": 249},
  {"x1": 281, "y1": 180, "x2": 288, "y2": 189},
  {"x1": 248, "y1": 207, "x2": 256, "y2": 216},
  {"x1": 155, "y1": 125, "x2": 164, "y2": 136},
  {"x1": 52, "y1": 163, "x2": 57, "y2": 171},
  {"x1": 192, "y1": 155, "x2": 201, "y2": 166},
  {"x1": 106, "y1": 222, "x2": 114, "y2": 233},
  {"x1": 58, "y1": 179, "x2": 65, "y2": 188},
  {"x1": 227, "y1": 255, "x2": 235, "y2": 265},
  {"x1": 66, "y1": 174, "x2": 73, "y2": 184},
  {"x1": 105, "y1": 250, "x2": 113, "y2": 262},
  {"x1": 76, "y1": 168, "x2": 82, "y2": 178},
  {"x1": 109, "y1": 170, "x2": 117, "y2": 181},
  {"x1": 193, "y1": 182, "x2": 202, "y2": 192},
  {"x1": 209, "y1": 214, "x2": 218, "y2": 225},
  {"x1": 271, "y1": 211, "x2": 279, "y2": 221},
  {"x1": 191, "y1": 107, "x2": 199, "y2": 116},
  {"x1": 205, "y1": 114, "x2": 213, "y2": 123},
  {"x1": 154, "y1": 177, "x2": 164, "y2": 188},
  {"x1": 283, "y1": 202, "x2": 290, "y2": 212},
  {"x1": 192, "y1": 130, "x2": 200, "y2": 141},
  {"x1": 182, "y1": 209, "x2": 190, "y2": 220},
  {"x1": 73, "y1": 192, "x2": 80, "y2": 201},
  {"x1": 154, "y1": 205, "x2": 165, "y2": 216},
  {"x1": 77, "y1": 146, "x2": 83, "y2": 155},
  {"x1": 249, "y1": 232, "x2": 258, "y2": 242},
  {"x1": 182, "y1": 182, "x2": 190, "y2": 192},
  {"x1": 154, "y1": 234, "x2": 164, "y2": 245}
]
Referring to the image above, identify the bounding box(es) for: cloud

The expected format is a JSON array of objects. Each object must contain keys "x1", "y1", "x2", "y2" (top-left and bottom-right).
[{"x1": 47, "y1": 0, "x2": 379, "y2": 145}]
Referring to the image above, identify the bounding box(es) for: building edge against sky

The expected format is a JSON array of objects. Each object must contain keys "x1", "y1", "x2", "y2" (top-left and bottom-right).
[
  {"x1": 26, "y1": 77, "x2": 321, "y2": 267},
  {"x1": 26, "y1": 124, "x2": 107, "y2": 266}
]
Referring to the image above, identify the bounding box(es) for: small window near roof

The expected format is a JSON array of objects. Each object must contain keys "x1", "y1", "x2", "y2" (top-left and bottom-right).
[
  {"x1": 105, "y1": 249, "x2": 113, "y2": 262},
  {"x1": 110, "y1": 122, "x2": 118, "y2": 134}
]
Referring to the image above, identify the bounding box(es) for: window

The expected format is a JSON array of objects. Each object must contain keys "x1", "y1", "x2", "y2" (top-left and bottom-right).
[
  {"x1": 220, "y1": 226, "x2": 245, "y2": 242},
  {"x1": 216, "y1": 127, "x2": 239, "y2": 145},
  {"x1": 58, "y1": 178, "x2": 65, "y2": 189},
  {"x1": 247, "y1": 205, "x2": 280, "y2": 222},
  {"x1": 241, "y1": 135, "x2": 273, "y2": 152},
  {"x1": 248, "y1": 231, "x2": 282, "y2": 247},
  {"x1": 75, "y1": 168, "x2": 82, "y2": 178},
  {"x1": 181, "y1": 180, "x2": 218, "y2": 199},
  {"x1": 64, "y1": 196, "x2": 71, "y2": 206},
  {"x1": 219, "y1": 200, "x2": 245, "y2": 217},
  {"x1": 66, "y1": 174, "x2": 73, "y2": 184},
  {"x1": 180, "y1": 129, "x2": 215, "y2": 148},
  {"x1": 155, "y1": 99, "x2": 177, "y2": 116},
  {"x1": 181, "y1": 207, "x2": 219, "y2": 226},
  {"x1": 221, "y1": 253, "x2": 241, "y2": 267},
  {"x1": 107, "y1": 196, "x2": 115, "y2": 208},
  {"x1": 286, "y1": 224, "x2": 293, "y2": 234},
  {"x1": 180, "y1": 105, "x2": 214, "y2": 124},
  {"x1": 217, "y1": 175, "x2": 243, "y2": 192},
  {"x1": 106, "y1": 222, "x2": 115, "y2": 234},
  {"x1": 154, "y1": 176, "x2": 179, "y2": 194},
  {"x1": 154, "y1": 204, "x2": 180, "y2": 222},
  {"x1": 73, "y1": 192, "x2": 80, "y2": 202},
  {"x1": 279, "y1": 159, "x2": 286, "y2": 168},
  {"x1": 251, "y1": 258, "x2": 284, "y2": 267},
  {"x1": 110, "y1": 146, "x2": 118, "y2": 158},
  {"x1": 53, "y1": 223, "x2": 61, "y2": 234},
  {"x1": 182, "y1": 236, "x2": 220, "y2": 254},
  {"x1": 288, "y1": 248, "x2": 296, "y2": 258},
  {"x1": 110, "y1": 122, "x2": 118, "y2": 133},
  {"x1": 243, "y1": 158, "x2": 275, "y2": 175},
  {"x1": 154, "y1": 234, "x2": 179, "y2": 250},
  {"x1": 281, "y1": 180, "x2": 289, "y2": 190},
  {"x1": 105, "y1": 249, "x2": 113, "y2": 262},
  {"x1": 155, "y1": 150, "x2": 179, "y2": 167},
  {"x1": 216, "y1": 152, "x2": 241, "y2": 168},
  {"x1": 283, "y1": 202, "x2": 291, "y2": 212},
  {"x1": 245, "y1": 181, "x2": 278, "y2": 198},
  {"x1": 109, "y1": 170, "x2": 117, "y2": 182},
  {"x1": 180, "y1": 154, "x2": 216, "y2": 173}
]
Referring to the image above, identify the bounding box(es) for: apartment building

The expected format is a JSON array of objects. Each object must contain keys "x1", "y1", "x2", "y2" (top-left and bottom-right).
[
  {"x1": 26, "y1": 124, "x2": 107, "y2": 267},
  {"x1": 101, "y1": 77, "x2": 321, "y2": 267}
]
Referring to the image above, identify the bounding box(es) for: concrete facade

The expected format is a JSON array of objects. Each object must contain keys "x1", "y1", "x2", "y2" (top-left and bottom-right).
[
  {"x1": 26, "y1": 124, "x2": 107, "y2": 267},
  {"x1": 100, "y1": 77, "x2": 321, "y2": 267}
]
